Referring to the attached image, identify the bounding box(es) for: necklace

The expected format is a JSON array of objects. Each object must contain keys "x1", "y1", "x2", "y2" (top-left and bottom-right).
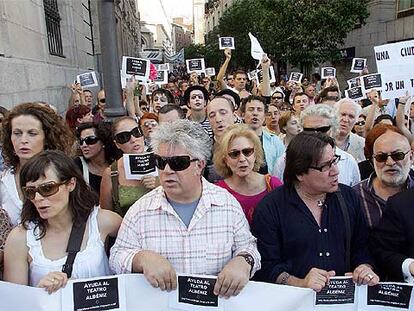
[{"x1": 296, "y1": 185, "x2": 327, "y2": 208}]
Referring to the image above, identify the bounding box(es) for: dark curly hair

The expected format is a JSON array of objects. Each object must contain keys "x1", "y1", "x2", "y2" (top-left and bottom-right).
[
  {"x1": 76, "y1": 121, "x2": 120, "y2": 163},
  {"x1": 1, "y1": 103, "x2": 74, "y2": 171},
  {"x1": 20, "y1": 150, "x2": 98, "y2": 239}
]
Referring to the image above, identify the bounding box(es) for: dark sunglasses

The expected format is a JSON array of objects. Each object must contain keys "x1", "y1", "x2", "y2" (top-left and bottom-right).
[
  {"x1": 22, "y1": 180, "x2": 69, "y2": 200},
  {"x1": 373, "y1": 150, "x2": 410, "y2": 163},
  {"x1": 79, "y1": 136, "x2": 99, "y2": 146},
  {"x1": 228, "y1": 147, "x2": 255, "y2": 159},
  {"x1": 114, "y1": 127, "x2": 143, "y2": 144},
  {"x1": 272, "y1": 96, "x2": 283, "y2": 100},
  {"x1": 99, "y1": 98, "x2": 106, "y2": 104},
  {"x1": 309, "y1": 154, "x2": 341, "y2": 172},
  {"x1": 303, "y1": 126, "x2": 331, "y2": 133},
  {"x1": 355, "y1": 121, "x2": 365, "y2": 126},
  {"x1": 154, "y1": 154, "x2": 198, "y2": 171}
]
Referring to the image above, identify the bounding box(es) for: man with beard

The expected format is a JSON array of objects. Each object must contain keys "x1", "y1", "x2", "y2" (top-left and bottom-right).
[
  {"x1": 353, "y1": 125, "x2": 414, "y2": 229},
  {"x1": 184, "y1": 85, "x2": 213, "y2": 139}
]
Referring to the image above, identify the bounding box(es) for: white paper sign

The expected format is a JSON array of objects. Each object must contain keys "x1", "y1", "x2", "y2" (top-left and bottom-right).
[
  {"x1": 76, "y1": 71, "x2": 98, "y2": 88},
  {"x1": 155, "y1": 63, "x2": 170, "y2": 72},
  {"x1": 205, "y1": 67, "x2": 216, "y2": 76},
  {"x1": 289, "y1": 72, "x2": 303, "y2": 83},
  {"x1": 345, "y1": 86, "x2": 366, "y2": 101},
  {"x1": 350, "y1": 58, "x2": 367, "y2": 73},
  {"x1": 123, "y1": 152, "x2": 158, "y2": 180},
  {"x1": 186, "y1": 58, "x2": 205, "y2": 74},
  {"x1": 347, "y1": 77, "x2": 361, "y2": 89},
  {"x1": 374, "y1": 40, "x2": 414, "y2": 99},
  {"x1": 219, "y1": 37, "x2": 235, "y2": 50},
  {"x1": 247, "y1": 70, "x2": 257, "y2": 81},
  {"x1": 248, "y1": 32, "x2": 265, "y2": 60},
  {"x1": 321, "y1": 67, "x2": 336, "y2": 79},
  {"x1": 255, "y1": 66, "x2": 276, "y2": 84},
  {"x1": 121, "y1": 56, "x2": 150, "y2": 82},
  {"x1": 361, "y1": 73, "x2": 383, "y2": 92},
  {"x1": 153, "y1": 70, "x2": 168, "y2": 85}
]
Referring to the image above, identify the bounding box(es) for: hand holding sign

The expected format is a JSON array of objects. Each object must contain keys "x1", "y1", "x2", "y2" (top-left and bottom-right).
[
  {"x1": 37, "y1": 271, "x2": 68, "y2": 294},
  {"x1": 141, "y1": 175, "x2": 158, "y2": 189},
  {"x1": 301, "y1": 268, "x2": 336, "y2": 292},
  {"x1": 346, "y1": 264, "x2": 379, "y2": 286},
  {"x1": 224, "y1": 48, "x2": 232, "y2": 60}
]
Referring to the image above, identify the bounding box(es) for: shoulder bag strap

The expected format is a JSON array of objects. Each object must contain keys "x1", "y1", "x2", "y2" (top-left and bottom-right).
[
  {"x1": 62, "y1": 222, "x2": 86, "y2": 278},
  {"x1": 336, "y1": 190, "x2": 351, "y2": 272},
  {"x1": 110, "y1": 161, "x2": 122, "y2": 216},
  {"x1": 79, "y1": 156, "x2": 89, "y2": 184}
]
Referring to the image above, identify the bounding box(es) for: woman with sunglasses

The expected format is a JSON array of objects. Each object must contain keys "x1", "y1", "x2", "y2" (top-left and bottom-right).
[
  {"x1": 75, "y1": 122, "x2": 119, "y2": 195},
  {"x1": 3, "y1": 150, "x2": 121, "y2": 293},
  {"x1": 100, "y1": 116, "x2": 159, "y2": 217},
  {"x1": 352, "y1": 115, "x2": 366, "y2": 138},
  {"x1": 213, "y1": 124, "x2": 282, "y2": 224},
  {"x1": 0, "y1": 103, "x2": 74, "y2": 227},
  {"x1": 138, "y1": 113, "x2": 159, "y2": 150}
]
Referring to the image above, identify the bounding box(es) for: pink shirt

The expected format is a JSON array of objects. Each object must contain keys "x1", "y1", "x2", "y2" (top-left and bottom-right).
[{"x1": 216, "y1": 176, "x2": 282, "y2": 225}]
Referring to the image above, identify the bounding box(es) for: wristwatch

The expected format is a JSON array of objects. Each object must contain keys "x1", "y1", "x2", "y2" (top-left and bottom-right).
[{"x1": 237, "y1": 253, "x2": 255, "y2": 276}]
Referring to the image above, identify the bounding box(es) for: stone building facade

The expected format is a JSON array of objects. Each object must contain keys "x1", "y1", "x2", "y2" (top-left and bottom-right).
[
  {"x1": 205, "y1": 0, "x2": 233, "y2": 34},
  {"x1": 0, "y1": 0, "x2": 141, "y2": 113}
]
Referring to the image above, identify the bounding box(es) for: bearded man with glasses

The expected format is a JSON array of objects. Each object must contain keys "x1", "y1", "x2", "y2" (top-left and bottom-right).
[{"x1": 110, "y1": 120, "x2": 260, "y2": 298}]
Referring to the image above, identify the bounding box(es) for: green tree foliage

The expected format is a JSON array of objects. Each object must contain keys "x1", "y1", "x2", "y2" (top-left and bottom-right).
[{"x1": 205, "y1": 0, "x2": 369, "y2": 70}]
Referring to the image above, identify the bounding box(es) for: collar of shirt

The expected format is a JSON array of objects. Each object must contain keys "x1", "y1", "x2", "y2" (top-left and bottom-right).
[{"x1": 365, "y1": 169, "x2": 414, "y2": 201}]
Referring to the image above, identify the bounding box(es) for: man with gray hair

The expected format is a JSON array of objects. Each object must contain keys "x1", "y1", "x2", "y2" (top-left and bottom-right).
[
  {"x1": 272, "y1": 104, "x2": 361, "y2": 186},
  {"x1": 335, "y1": 98, "x2": 365, "y2": 162},
  {"x1": 110, "y1": 119, "x2": 260, "y2": 298}
]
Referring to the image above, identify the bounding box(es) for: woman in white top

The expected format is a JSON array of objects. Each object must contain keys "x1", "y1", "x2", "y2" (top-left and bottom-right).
[
  {"x1": 4, "y1": 150, "x2": 122, "y2": 293},
  {"x1": 0, "y1": 103, "x2": 74, "y2": 226}
]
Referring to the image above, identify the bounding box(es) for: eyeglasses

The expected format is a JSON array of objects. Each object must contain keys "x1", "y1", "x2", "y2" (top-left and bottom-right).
[
  {"x1": 22, "y1": 180, "x2": 69, "y2": 200},
  {"x1": 303, "y1": 126, "x2": 331, "y2": 133},
  {"x1": 373, "y1": 150, "x2": 411, "y2": 163},
  {"x1": 142, "y1": 120, "x2": 158, "y2": 128},
  {"x1": 272, "y1": 96, "x2": 283, "y2": 100},
  {"x1": 309, "y1": 154, "x2": 341, "y2": 172},
  {"x1": 99, "y1": 98, "x2": 106, "y2": 104},
  {"x1": 355, "y1": 121, "x2": 365, "y2": 126},
  {"x1": 114, "y1": 127, "x2": 143, "y2": 144},
  {"x1": 324, "y1": 96, "x2": 339, "y2": 101},
  {"x1": 154, "y1": 154, "x2": 198, "y2": 171},
  {"x1": 228, "y1": 147, "x2": 255, "y2": 159},
  {"x1": 79, "y1": 136, "x2": 99, "y2": 146}
]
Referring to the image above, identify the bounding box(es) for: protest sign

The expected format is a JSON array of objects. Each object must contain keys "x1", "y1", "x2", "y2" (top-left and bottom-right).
[
  {"x1": 345, "y1": 86, "x2": 366, "y2": 101},
  {"x1": 121, "y1": 56, "x2": 150, "y2": 82},
  {"x1": 350, "y1": 58, "x2": 367, "y2": 73},
  {"x1": 123, "y1": 152, "x2": 157, "y2": 180},
  {"x1": 361, "y1": 73, "x2": 382, "y2": 92},
  {"x1": 169, "y1": 275, "x2": 222, "y2": 311},
  {"x1": 205, "y1": 67, "x2": 216, "y2": 76},
  {"x1": 219, "y1": 37, "x2": 235, "y2": 50},
  {"x1": 289, "y1": 72, "x2": 303, "y2": 83},
  {"x1": 248, "y1": 32, "x2": 265, "y2": 60},
  {"x1": 321, "y1": 67, "x2": 336, "y2": 79},
  {"x1": 366, "y1": 283, "x2": 413, "y2": 310},
  {"x1": 347, "y1": 77, "x2": 361, "y2": 89},
  {"x1": 155, "y1": 63, "x2": 170, "y2": 72},
  {"x1": 247, "y1": 70, "x2": 257, "y2": 81},
  {"x1": 374, "y1": 40, "x2": 414, "y2": 99},
  {"x1": 76, "y1": 71, "x2": 98, "y2": 88},
  {"x1": 255, "y1": 66, "x2": 276, "y2": 84},
  {"x1": 315, "y1": 277, "x2": 355, "y2": 306},
  {"x1": 186, "y1": 58, "x2": 205, "y2": 74},
  {"x1": 153, "y1": 70, "x2": 168, "y2": 85}
]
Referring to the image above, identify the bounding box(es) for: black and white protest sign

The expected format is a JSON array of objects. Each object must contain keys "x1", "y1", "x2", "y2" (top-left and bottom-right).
[
  {"x1": 321, "y1": 67, "x2": 336, "y2": 79},
  {"x1": 315, "y1": 277, "x2": 355, "y2": 305},
  {"x1": 374, "y1": 40, "x2": 414, "y2": 99},
  {"x1": 345, "y1": 86, "x2": 365, "y2": 100},
  {"x1": 247, "y1": 70, "x2": 257, "y2": 81},
  {"x1": 362, "y1": 73, "x2": 382, "y2": 91},
  {"x1": 219, "y1": 37, "x2": 235, "y2": 50},
  {"x1": 153, "y1": 70, "x2": 168, "y2": 85},
  {"x1": 289, "y1": 72, "x2": 303, "y2": 83},
  {"x1": 169, "y1": 275, "x2": 222, "y2": 311},
  {"x1": 347, "y1": 77, "x2": 361, "y2": 89},
  {"x1": 350, "y1": 58, "x2": 367, "y2": 73},
  {"x1": 255, "y1": 66, "x2": 276, "y2": 84},
  {"x1": 123, "y1": 152, "x2": 157, "y2": 180},
  {"x1": 155, "y1": 63, "x2": 170, "y2": 72},
  {"x1": 205, "y1": 67, "x2": 216, "y2": 76},
  {"x1": 122, "y1": 56, "x2": 150, "y2": 82},
  {"x1": 367, "y1": 283, "x2": 413, "y2": 309},
  {"x1": 186, "y1": 58, "x2": 205, "y2": 74},
  {"x1": 76, "y1": 72, "x2": 98, "y2": 88},
  {"x1": 72, "y1": 277, "x2": 120, "y2": 311}
]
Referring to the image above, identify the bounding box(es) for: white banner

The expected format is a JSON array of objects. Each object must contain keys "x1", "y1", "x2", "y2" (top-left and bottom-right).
[
  {"x1": 1, "y1": 275, "x2": 413, "y2": 310},
  {"x1": 374, "y1": 40, "x2": 414, "y2": 99}
]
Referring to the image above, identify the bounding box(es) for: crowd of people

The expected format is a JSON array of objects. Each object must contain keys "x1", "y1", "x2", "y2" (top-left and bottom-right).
[{"x1": 0, "y1": 49, "x2": 414, "y2": 300}]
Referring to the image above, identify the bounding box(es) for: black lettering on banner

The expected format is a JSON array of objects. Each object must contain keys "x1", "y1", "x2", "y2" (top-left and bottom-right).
[
  {"x1": 386, "y1": 82, "x2": 394, "y2": 92},
  {"x1": 411, "y1": 78, "x2": 414, "y2": 87},
  {"x1": 128, "y1": 153, "x2": 156, "y2": 175},
  {"x1": 367, "y1": 283, "x2": 413, "y2": 309},
  {"x1": 363, "y1": 74, "x2": 382, "y2": 90},
  {"x1": 126, "y1": 58, "x2": 147, "y2": 76},
  {"x1": 375, "y1": 50, "x2": 390, "y2": 61},
  {"x1": 73, "y1": 277, "x2": 119, "y2": 311},
  {"x1": 315, "y1": 278, "x2": 355, "y2": 305},
  {"x1": 400, "y1": 46, "x2": 414, "y2": 57},
  {"x1": 178, "y1": 276, "x2": 218, "y2": 307}
]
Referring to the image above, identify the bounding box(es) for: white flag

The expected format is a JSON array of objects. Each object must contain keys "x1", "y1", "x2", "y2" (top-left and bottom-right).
[{"x1": 248, "y1": 32, "x2": 264, "y2": 60}]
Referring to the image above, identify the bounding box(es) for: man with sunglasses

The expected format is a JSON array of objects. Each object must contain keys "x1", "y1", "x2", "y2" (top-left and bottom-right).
[
  {"x1": 353, "y1": 126, "x2": 414, "y2": 229},
  {"x1": 110, "y1": 120, "x2": 260, "y2": 298}
]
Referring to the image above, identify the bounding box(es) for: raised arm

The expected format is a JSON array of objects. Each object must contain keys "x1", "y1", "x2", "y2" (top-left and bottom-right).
[{"x1": 217, "y1": 48, "x2": 232, "y2": 91}]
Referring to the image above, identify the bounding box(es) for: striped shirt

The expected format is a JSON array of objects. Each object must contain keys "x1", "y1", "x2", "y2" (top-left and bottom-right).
[{"x1": 109, "y1": 178, "x2": 260, "y2": 276}]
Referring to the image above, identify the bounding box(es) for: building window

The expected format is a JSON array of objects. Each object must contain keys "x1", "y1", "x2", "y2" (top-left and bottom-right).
[
  {"x1": 397, "y1": 0, "x2": 414, "y2": 18},
  {"x1": 43, "y1": 0, "x2": 64, "y2": 57}
]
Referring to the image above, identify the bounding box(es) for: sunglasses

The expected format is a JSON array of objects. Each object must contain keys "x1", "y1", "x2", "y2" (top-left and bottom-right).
[
  {"x1": 114, "y1": 127, "x2": 143, "y2": 144},
  {"x1": 79, "y1": 136, "x2": 99, "y2": 146},
  {"x1": 309, "y1": 154, "x2": 341, "y2": 172},
  {"x1": 303, "y1": 126, "x2": 331, "y2": 133},
  {"x1": 272, "y1": 96, "x2": 283, "y2": 100},
  {"x1": 154, "y1": 154, "x2": 198, "y2": 171},
  {"x1": 228, "y1": 147, "x2": 255, "y2": 159},
  {"x1": 99, "y1": 98, "x2": 106, "y2": 104},
  {"x1": 22, "y1": 180, "x2": 69, "y2": 200},
  {"x1": 355, "y1": 121, "x2": 365, "y2": 126},
  {"x1": 142, "y1": 120, "x2": 158, "y2": 128},
  {"x1": 373, "y1": 150, "x2": 410, "y2": 163}
]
